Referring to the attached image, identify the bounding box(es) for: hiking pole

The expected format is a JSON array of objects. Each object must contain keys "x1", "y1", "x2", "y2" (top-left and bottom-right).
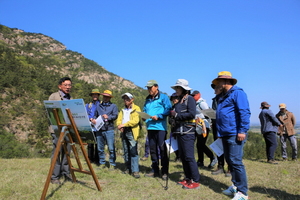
[{"x1": 164, "y1": 134, "x2": 172, "y2": 190}]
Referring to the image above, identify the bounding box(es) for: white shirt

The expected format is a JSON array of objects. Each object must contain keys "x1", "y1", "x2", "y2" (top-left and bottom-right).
[{"x1": 122, "y1": 108, "x2": 132, "y2": 124}]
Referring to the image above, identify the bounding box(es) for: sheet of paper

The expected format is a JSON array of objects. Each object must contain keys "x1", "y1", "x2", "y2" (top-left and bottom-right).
[
  {"x1": 209, "y1": 138, "x2": 224, "y2": 157},
  {"x1": 94, "y1": 116, "x2": 104, "y2": 131},
  {"x1": 165, "y1": 137, "x2": 178, "y2": 153},
  {"x1": 137, "y1": 111, "x2": 151, "y2": 120},
  {"x1": 201, "y1": 108, "x2": 216, "y2": 119}
]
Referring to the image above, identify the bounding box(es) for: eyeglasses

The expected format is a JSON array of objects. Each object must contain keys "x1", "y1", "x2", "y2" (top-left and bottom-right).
[
  {"x1": 62, "y1": 84, "x2": 72, "y2": 87},
  {"x1": 122, "y1": 98, "x2": 131, "y2": 101}
]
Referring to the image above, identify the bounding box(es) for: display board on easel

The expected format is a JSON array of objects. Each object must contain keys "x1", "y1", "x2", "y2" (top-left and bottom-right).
[
  {"x1": 41, "y1": 99, "x2": 101, "y2": 200},
  {"x1": 44, "y1": 99, "x2": 95, "y2": 143}
]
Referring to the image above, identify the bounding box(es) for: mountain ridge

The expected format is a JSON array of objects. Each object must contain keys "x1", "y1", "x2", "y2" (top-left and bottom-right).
[{"x1": 0, "y1": 24, "x2": 148, "y2": 155}]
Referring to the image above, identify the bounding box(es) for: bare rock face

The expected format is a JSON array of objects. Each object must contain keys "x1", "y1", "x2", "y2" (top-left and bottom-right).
[
  {"x1": 78, "y1": 72, "x2": 138, "y2": 90},
  {"x1": 0, "y1": 26, "x2": 139, "y2": 92}
]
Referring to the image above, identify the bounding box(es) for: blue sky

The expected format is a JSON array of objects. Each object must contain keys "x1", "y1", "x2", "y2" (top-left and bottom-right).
[{"x1": 1, "y1": 0, "x2": 299, "y2": 124}]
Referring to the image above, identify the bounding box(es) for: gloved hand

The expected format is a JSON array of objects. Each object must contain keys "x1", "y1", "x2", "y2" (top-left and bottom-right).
[{"x1": 170, "y1": 110, "x2": 177, "y2": 117}]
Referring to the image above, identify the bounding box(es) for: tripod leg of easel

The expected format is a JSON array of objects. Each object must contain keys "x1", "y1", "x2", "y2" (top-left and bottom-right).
[
  {"x1": 40, "y1": 126, "x2": 68, "y2": 200},
  {"x1": 81, "y1": 142, "x2": 102, "y2": 191},
  {"x1": 65, "y1": 108, "x2": 102, "y2": 191}
]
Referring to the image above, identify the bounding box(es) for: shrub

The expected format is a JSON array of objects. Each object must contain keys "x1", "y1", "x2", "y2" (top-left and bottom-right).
[{"x1": 0, "y1": 131, "x2": 31, "y2": 158}]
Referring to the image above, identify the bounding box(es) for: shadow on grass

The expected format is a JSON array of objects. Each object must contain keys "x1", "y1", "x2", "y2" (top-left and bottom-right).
[
  {"x1": 167, "y1": 170, "x2": 229, "y2": 193},
  {"x1": 199, "y1": 174, "x2": 229, "y2": 193},
  {"x1": 114, "y1": 161, "x2": 151, "y2": 174},
  {"x1": 46, "y1": 180, "x2": 97, "y2": 199},
  {"x1": 46, "y1": 183, "x2": 63, "y2": 199},
  {"x1": 250, "y1": 186, "x2": 300, "y2": 200},
  {"x1": 46, "y1": 178, "x2": 100, "y2": 199}
]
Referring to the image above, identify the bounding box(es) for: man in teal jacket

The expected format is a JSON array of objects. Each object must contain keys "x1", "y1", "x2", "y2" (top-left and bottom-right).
[{"x1": 143, "y1": 80, "x2": 172, "y2": 180}]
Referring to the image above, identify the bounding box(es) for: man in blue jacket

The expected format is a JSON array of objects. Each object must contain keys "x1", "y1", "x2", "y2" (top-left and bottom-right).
[
  {"x1": 143, "y1": 80, "x2": 172, "y2": 180},
  {"x1": 259, "y1": 101, "x2": 282, "y2": 164},
  {"x1": 212, "y1": 71, "x2": 250, "y2": 200},
  {"x1": 85, "y1": 89, "x2": 101, "y2": 164},
  {"x1": 91, "y1": 90, "x2": 118, "y2": 170}
]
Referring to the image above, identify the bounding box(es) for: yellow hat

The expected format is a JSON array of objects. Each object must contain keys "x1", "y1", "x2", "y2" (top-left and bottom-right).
[
  {"x1": 279, "y1": 103, "x2": 286, "y2": 109},
  {"x1": 100, "y1": 90, "x2": 113, "y2": 98},
  {"x1": 212, "y1": 71, "x2": 238, "y2": 85}
]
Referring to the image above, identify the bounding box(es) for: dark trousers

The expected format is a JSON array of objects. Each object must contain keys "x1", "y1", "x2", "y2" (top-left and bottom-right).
[
  {"x1": 87, "y1": 132, "x2": 99, "y2": 163},
  {"x1": 144, "y1": 135, "x2": 161, "y2": 159},
  {"x1": 148, "y1": 130, "x2": 169, "y2": 175},
  {"x1": 196, "y1": 128, "x2": 214, "y2": 164},
  {"x1": 51, "y1": 133, "x2": 71, "y2": 180},
  {"x1": 177, "y1": 133, "x2": 200, "y2": 182},
  {"x1": 88, "y1": 143, "x2": 99, "y2": 163},
  {"x1": 212, "y1": 120, "x2": 225, "y2": 169},
  {"x1": 263, "y1": 131, "x2": 278, "y2": 161}
]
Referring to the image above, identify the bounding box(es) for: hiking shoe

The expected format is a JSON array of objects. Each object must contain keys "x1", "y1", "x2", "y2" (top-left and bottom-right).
[
  {"x1": 132, "y1": 172, "x2": 140, "y2": 178},
  {"x1": 122, "y1": 169, "x2": 131, "y2": 175},
  {"x1": 161, "y1": 174, "x2": 168, "y2": 181},
  {"x1": 267, "y1": 160, "x2": 278, "y2": 164},
  {"x1": 182, "y1": 180, "x2": 200, "y2": 189},
  {"x1": 231, "y1": 191, "x2": 248, "y2": 200},
  {"x1": 225, "y1": 170, "x2": 232, "y2": 177},
  {"x1": 197, "y1": 162, "x2": 204, "y2": 168},
  {"x1": 144, "y1": 172, "x2": 160, "y2": 178},
  {"x1": 282, "y1": 157, "x2": 287, "y2": 161},
  {"x1": 109, "y1": 165, "x2": 116, "y2": 171},
  {"x1": 211, "y1": 168, "x2": 225, "y2": 175},
  {"x1": 222, "y1": 185, "x2": 237, "y2": 196},
  {"x1": 140, "y1": 156, "x2": 148, "y2": 161},
  {"x1": 292, "y1": 158, "x2": 297, "y2": 161},
  {"x1": 97, "y1": 164, "x2": 106, "y2": 169},
  {"x1": 177, "y1": 178, "x2": 189, "y2": 186},
  {"x1": 64, "y1": 174, "x2": 73, "y2": 182},
  {"x1": 208, "y1": 157, "x2": 218, "y2": 168},
  {"x1": 50, "y1": 179, "x2": 61, "y2": 184}
]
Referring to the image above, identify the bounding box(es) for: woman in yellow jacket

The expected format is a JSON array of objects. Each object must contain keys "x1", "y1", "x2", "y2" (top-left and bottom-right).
[{"x1": 116, "y1": 93, "x2": 141, "y2": 178}]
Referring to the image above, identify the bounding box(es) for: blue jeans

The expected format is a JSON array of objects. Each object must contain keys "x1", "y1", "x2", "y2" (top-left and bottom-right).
[
  {"x1": 96, "y1": 129, "x2": 116, "y2": 166},
  {"x1": 263, "y1": 132, "x2": 277, "y2": 161},
  {"x1": 122, "y1": 128, "x2": 139, "y2": 173},
  {"x1": 280, "y1": 134, "x2": 298, "y2": 159},
  {"x1": 222, "y1": 135, "x2": 248, "y2": 196}
]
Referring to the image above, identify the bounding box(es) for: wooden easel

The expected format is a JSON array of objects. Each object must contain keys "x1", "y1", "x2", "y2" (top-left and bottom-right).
[{"x1": 41, "y1": 108, "x2": 101, "y2": 200}]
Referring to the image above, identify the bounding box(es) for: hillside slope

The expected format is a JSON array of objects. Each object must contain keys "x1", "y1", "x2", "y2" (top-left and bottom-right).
[{"x1": 0, "y1": 24, "x2": 148, "y2": 155}]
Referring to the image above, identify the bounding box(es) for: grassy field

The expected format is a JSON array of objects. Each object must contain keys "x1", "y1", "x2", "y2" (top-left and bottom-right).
[{"x1": 1, "y1": 154, "x2": 299, "y2": 200}]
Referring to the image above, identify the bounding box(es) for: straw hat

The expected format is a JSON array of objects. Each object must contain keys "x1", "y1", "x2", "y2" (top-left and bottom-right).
[
  {"x1": 100, "y1": 90, "x2": 113, "y2": 98},
  {"x1": 212, "y1": 71, "x2": 237, "y2": 85}
]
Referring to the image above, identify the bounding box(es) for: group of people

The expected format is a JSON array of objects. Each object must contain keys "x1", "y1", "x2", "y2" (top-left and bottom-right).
[
  {"x1": 49, "y1": 71, "x2": 276, "y2": 200},
  {"x1": 259, "y1": 101, "x2": 297, "y2": 164}
]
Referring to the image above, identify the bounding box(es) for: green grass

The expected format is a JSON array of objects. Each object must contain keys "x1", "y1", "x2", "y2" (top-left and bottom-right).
[{"x1": 0, "y1": 154, "x2": 299, "y2": 200}]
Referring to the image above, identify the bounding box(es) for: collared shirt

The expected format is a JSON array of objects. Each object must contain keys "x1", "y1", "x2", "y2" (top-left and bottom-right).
[{"x1": 59, "y1": 91, "x2": 71, "y2": 100}]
